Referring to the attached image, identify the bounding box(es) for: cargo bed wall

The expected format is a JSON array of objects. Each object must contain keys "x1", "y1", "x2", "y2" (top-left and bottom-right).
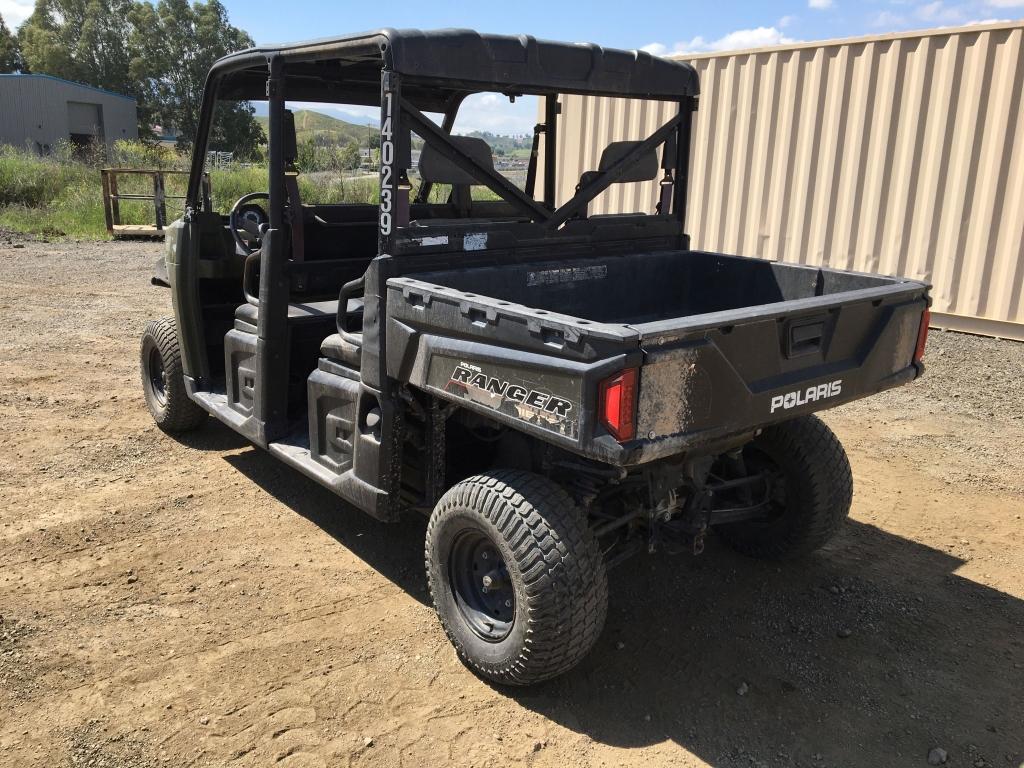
[
  {"x1": 408, "y1": 250, "x2": 904, "y2": 326},
  {"x1": 393, "y1": 249, "x2": 928, "y2": 466}
]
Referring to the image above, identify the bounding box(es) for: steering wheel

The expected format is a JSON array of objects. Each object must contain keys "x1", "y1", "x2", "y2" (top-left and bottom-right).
[{"x1": 229, "y1": 192, "x2": 269, "y2": 254}]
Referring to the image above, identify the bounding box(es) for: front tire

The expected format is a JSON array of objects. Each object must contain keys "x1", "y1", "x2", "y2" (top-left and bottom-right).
[
  {"x1": 140, "y1": 317, "x2": 206, "y2": 434},
  {"x1": 715, "y1": 414, "x2": 853, "y2": 559},
  {"x1": 425, "y1": 470, "x2": 608, "y2": 686}
]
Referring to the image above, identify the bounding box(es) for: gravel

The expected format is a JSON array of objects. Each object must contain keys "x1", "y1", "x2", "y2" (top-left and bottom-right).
[
  {"x1": 865, "y1": 327, "x2": 1024, "y2": 423},
  {"x1": 834, "y1": 326, "x2": 1024, "y2": 494},
  {"x1": 2, "y1": 238, "x2": 1022, "y2": 768},
  {"x1": 0, "y1": 615, "x2": 36, "y2": 699}
]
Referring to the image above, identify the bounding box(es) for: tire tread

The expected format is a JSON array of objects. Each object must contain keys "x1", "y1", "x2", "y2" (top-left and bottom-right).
[
  {"x1": 425, "y1": 470, "x2": 608, "y2": 685},
  {"x1": 719, "y1": 415, "x2": 852, "y2": 559},
  {"x1": 140, "y1": 317, "x2": 206, "y2": 433}
]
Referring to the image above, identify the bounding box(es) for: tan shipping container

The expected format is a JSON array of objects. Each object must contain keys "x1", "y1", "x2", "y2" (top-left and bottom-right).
[{"x1": 540, "y1": 21, "x2": 1024, "y2": 340}]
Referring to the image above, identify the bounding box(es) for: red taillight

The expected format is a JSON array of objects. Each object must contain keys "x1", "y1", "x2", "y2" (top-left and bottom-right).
[
  {"x1": 914, "y1": 308, "x2": 930, "y2": 363},
  {"x1": 598, "y1": 368, "x2": 638, "y2": 442}
]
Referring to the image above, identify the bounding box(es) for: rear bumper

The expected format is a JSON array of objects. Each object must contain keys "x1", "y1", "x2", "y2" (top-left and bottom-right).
[{"x1": 616, "y1": 364, "x2": 919, "y2": 465}]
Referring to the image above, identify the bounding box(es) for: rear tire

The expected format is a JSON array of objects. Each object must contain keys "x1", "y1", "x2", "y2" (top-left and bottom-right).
[
  {"x1": 140, "y1": 317, "x2": 206, "y2": 434},
  {"x1": 425, "y1": 470, "x2": 608, "y2": 686},
  {"x1": 716, "y1": 415, "x2": 852, "y2": 559}
]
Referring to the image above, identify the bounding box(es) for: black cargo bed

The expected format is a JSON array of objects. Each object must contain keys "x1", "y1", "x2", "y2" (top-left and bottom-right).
[
  {"x1": 389, "y1": 249, "x2": 929, "y2": 465},
  {"x1": 404, "y1": 250, "x2": 917, "y2": 328}
]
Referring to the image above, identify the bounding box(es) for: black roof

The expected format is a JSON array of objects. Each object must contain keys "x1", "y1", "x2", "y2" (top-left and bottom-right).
[{"x1": 211, "y1": 28, "x2": 698, "y2": 107}]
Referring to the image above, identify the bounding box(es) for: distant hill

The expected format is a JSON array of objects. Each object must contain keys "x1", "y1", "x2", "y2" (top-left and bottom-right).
[
  {"x1": 258, "y1": 110, "x2": 527, "y2": 157},
  {"x1": 257, "y1": 110, "x2": 372, "y2": 146}
]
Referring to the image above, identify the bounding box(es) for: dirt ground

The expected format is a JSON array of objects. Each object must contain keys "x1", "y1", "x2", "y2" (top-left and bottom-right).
[{"x1": 1, "y1": 237, "x2": 1022, "y2": 768}]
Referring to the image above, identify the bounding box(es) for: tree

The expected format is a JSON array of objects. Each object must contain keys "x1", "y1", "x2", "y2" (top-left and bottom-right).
[
  {"x1": 128, "y1": 0, "x2": 262, "y2": 157},
  {"x1": 19, "y1": 0, "x2": 135, "y2": 92},
  {"x1": 0, "y1": 14, "x2": 22, "y2": 73},
  {"x1": 339, "y1": 141, "x2": 360, "y2": 170}
]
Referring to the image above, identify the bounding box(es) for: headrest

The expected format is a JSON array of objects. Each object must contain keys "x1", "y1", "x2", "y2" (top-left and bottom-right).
[
  {"x1": 594, "y1": 140, "x2": 660, "y2": 183},
  {"x1": 418, "y1": 136, "x2": 494, "y2": 185}
]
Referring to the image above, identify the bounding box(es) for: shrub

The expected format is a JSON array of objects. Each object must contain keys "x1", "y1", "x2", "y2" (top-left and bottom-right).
[
  {"x1": 109, "y1": 140, "x2": 187, "y2": 170},
  {"x1": 0, "y1": 144, "x2": 93, "y2": 208}
]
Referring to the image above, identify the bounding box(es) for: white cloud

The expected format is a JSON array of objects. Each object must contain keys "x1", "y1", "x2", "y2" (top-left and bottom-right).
[
  {"x1": 778, "y1": 14, "x2": 797, "y2": 28},
  {"x1": 643, "y1": 27, "x2": 799, "y2": 56},
  {"x1": 915, "y1": 0, "x2": 967, "y2": 22},
  {"x1": 451, "y1": 93, "x2": 539, "y2": 135},
  {"x1": 675, "y1": 26, "x2": 798, "y2": 53},
  {"x1": 985, "y1": 0, "x2": 1024, "y2": 6},
  {"x1": 808, "y1": 0, "x2": 834, "y2": 8},
  {"x1": 0, "y1": 0, "x2": 34, "y2": 27},
  {"x1": 640, "y1": 42, "x2": 669, "y2": 55},
  {"x1": 870, "y1": 2, "x2": 1010, "y2": 33},
  {"x1": 871, "y1": 10, "x2": 908, "y2": 26}
]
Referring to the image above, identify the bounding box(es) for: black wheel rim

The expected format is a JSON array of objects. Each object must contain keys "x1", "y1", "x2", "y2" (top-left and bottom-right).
[
  {"x1": 448, "y1": 529, "x2": 515, "y2": 642},
  {"x1": 148, "y1": 346, "x2": 167, "y2": 407}
]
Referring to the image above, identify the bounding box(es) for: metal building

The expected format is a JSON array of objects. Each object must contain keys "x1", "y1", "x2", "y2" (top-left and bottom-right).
[
  {"x1": 541, "y1": 20, "x2": 1024, "y2": 341},
  {"x1": 0, "y1": 73, "x2": 138, "y2": 154}
]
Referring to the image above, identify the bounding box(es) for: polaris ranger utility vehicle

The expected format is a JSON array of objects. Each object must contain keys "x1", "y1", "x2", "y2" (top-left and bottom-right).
[{"x1": 141, "y1": 29, "x2": 931, "y2": 685}]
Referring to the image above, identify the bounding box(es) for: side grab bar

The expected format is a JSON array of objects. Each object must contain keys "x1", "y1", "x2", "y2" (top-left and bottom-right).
[
  {"x1": 338, "y1": 275, "x2": 365, "y2": 343},
  {"x1": 242, "y1": 252, "x2": 260, "y2": 306}
]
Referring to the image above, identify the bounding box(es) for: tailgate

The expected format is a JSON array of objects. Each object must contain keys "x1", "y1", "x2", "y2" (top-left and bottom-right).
[{"x1": 631, "y1": 283, "x2": 929, "y2": 457}]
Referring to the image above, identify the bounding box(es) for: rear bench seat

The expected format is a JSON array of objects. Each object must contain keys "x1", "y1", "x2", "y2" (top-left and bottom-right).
[
  {"x1": 233, "y1": 299, "x2": 365, "y2": 368},
  {"x1": 318, "y1": 332, "x2": 362, "y2": 367},
  {"x1": 232, "y1": 298, "x2": 363, "y2": 334}
]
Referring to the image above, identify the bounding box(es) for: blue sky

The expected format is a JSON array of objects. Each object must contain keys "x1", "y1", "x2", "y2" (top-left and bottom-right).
[
  {"x1": 4, "y1": 0, "x2": 1018, "y2": 49},
  {"x1": 2, "y1": 0, "x2": 1020, "y2": 133},
  {"x1": 222, "y1": 0, "x2": 1018, "y2": 51}
]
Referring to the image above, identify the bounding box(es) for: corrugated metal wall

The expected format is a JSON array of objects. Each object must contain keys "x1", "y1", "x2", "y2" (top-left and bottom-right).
[
  {"x1": 0, "y1": 74, "x2": 139, "y2": 153},
  {"x1": 543, "y1": 21, "x2": 1024, "y2": 340}
]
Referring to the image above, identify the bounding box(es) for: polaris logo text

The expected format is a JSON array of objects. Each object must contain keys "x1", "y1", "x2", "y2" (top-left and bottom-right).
[
  {"x1": 770, "y1": 380, "x2": 843, "y2": 414},
  {"x1": 450, "y1": 365, "x2": 573, "y2": 417}
]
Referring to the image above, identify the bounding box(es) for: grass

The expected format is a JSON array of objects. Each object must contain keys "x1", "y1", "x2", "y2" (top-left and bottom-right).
[
  {"x1": 0, "y1": 140, "x2": 510, "y2": 241},
  {"x1": 0, "y1": 141, "x2": 380, "y2": 241},
  {"x1": 0, "y1": 149, "x2": 109, "y2": 239}
]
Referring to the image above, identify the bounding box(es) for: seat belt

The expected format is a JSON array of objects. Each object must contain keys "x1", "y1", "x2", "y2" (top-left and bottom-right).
[
  {"x1": 657, "y1": 136, "x2": 677, "y2": 215},
  {"x1": 657, "y1": 170, "x2": 674, "y2": 215},
  {"x1": 284, "y1": 171, "x2": 305, "y2": 264}
]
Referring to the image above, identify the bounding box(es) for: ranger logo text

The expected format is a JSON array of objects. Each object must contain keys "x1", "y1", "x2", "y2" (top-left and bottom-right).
[{"x1": 451, "y1": 365, "x2": 573, "y2": 417}]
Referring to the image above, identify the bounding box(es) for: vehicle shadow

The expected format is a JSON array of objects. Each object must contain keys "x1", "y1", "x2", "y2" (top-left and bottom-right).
[
  {"x1": 217, "y1": 446, "x2": 1023, "y2": 766},
  {"x1": 515, "y1": 522, "x2": 1024, "y2": 766},
  {"x1": 222, "y1": 447, "x2": 429, "y2": 606},
  {"x1": 166, "y1": 419, "x2": 251, "y2": 452}
]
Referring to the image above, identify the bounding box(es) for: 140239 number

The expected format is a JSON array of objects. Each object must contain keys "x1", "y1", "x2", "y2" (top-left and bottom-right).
[{"x1": 379, "y1": 91, "x2": 394, "y2": 236}]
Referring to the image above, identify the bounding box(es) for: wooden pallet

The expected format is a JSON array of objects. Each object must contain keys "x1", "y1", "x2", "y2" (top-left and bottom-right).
[
  {"x1": 111, "y1": 224, "x2": 166, "y2": 238},
  {"x1": 102, "y1": 169, "x2": 209, "y2": 238}
]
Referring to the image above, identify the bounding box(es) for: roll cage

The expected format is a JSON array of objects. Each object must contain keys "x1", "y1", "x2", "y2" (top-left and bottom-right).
[{"x1": 185, "y1": 28, "x2": 699, "y2": 243}]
